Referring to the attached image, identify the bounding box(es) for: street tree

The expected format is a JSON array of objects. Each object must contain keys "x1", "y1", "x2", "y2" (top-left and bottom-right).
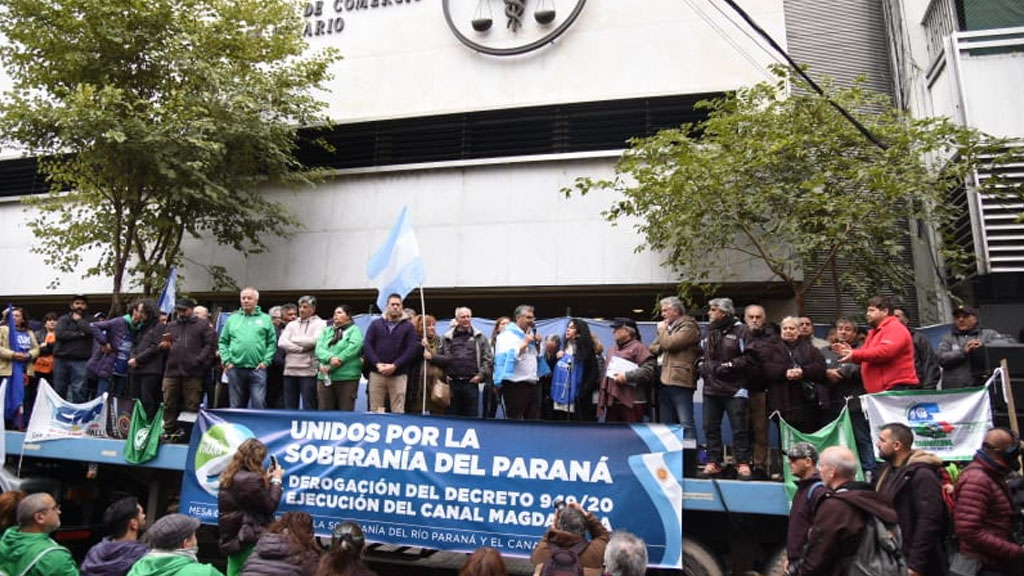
[
  {"x1": 564, "y1": 67, "x2": 1022, "y2": 315},
  {"x1": 0, "y1": 0, "x2": 339, "y2": 312}
]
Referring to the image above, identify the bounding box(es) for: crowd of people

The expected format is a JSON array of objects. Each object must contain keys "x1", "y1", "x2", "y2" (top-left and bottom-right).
[{"x1": 1, "y1": 289, "x2": 1020, "y2": 468}]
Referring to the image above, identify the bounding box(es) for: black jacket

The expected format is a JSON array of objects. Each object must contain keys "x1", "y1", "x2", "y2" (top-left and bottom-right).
[
  {"x1": 876, "y1": 451, "x2": 949, "y2": 576},
  {"x1": 54, "y1": 312, "x2": 93, "y2": 359},
  {"x1": 163, "y1": 316, "x2": 217, "y2": 378},
  {"x1": 699, "y1": 317, "x2": 754, "y2": 397},
  {"x1": 131, "y1": 321, "x2": 166, "y2": 376},
  {"x1": 798, "y1": 481, "x2": 900, "y2": 576},
  {"x1": 218, "y1": 470, "x2": 282, "y2": 555}
]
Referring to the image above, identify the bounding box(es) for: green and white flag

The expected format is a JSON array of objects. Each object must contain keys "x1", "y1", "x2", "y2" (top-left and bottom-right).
[
  {"x1": 124, "y1": 400, "x2": 164, "y2": 464},
  {"x1": 861, "y1": 385, "x2": 992, "y2": 462},
  {"x1": 779, "y1": 406, "x2": 863, "y2": 501}
]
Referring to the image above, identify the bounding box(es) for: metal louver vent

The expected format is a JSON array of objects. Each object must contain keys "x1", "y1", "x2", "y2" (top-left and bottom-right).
[{"x1": 974, "y1": 145, "x2": 1024, "y2": 273}]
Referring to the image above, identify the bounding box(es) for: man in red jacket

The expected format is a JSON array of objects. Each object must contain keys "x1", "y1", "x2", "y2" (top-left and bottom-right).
[
  {"x1": 954, "y1": 427, "x2": 1024, "y2": 576},
  {"x1": 834, "y1": 295, "x2": 918, "y2": 394}
]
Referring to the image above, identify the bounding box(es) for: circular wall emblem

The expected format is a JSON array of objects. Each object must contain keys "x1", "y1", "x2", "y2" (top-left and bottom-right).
[
  {"x1": 194, "y1": 423, "x2": 255, "y2": 496},
  {"x1": 443, "y1": 0, "x2": 588, "y2": 56}
]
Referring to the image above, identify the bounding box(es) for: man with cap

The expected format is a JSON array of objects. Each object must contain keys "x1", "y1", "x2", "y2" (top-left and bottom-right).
[
  {"x1": 938, "y1": 305, "x2": 1015, "y2": 389},
  {"x1": 160, "y1": 298, "x2": 218, "y2": 441},
  {"x1": 598, "y1": 318, "x2": 657, "y2": 423},
  {"x1": 698, "y1": 297, "x2": 755, "y2": 479},
  {"x1": 784, "y1": 443, "x2": 825, "y2": 576},
  {"x1": 128, "y1": 513, "x2": 223, "y2": 576},
  {"x1": 53, "y1": 294, "x2": 94, "y2": 402},
  {"x1": 0, "y1": 492, "x2": 78, "y2": 576}
]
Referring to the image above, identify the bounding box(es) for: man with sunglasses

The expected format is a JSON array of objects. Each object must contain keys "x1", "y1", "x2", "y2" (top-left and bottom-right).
[
  {"x1": 953, "y1": 427, "x2": 1024, "y2": 576},
  {"x1": 0, "y1": 492, "x2": 78, "y2": 576}
]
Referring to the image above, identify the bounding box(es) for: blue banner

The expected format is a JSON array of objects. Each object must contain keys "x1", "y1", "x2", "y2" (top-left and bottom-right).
[{"x1": 180, "y1": 410, "x2": 683, "y2": 568}]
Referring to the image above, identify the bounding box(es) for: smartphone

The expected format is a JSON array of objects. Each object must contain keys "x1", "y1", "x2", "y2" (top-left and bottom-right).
[
  {"x1": 161, "y1": 333, "x2": 174, "y2": 343},
  {"x1": 270, "y1": 455, "x2": 279, "y2": 471}
]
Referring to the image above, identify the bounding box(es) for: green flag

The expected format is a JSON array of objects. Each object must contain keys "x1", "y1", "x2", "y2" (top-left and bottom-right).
[
  {"x1": 779, "y1": 406, "x2": 863, "y2": 502},
  {"x1": 124, "y1": 400, "x2": 164, "y2": 464}
]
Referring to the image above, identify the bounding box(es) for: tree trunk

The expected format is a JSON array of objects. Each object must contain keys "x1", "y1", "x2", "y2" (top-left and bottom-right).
[{"x1": 830, "y1": 258, "x2": 842, "y2": 320}]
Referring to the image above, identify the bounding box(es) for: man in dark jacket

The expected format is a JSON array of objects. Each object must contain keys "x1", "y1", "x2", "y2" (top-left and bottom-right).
[
  {"x1": 128, "y1": 300, "x2": 166, "y2": 420},
  {"x1": 798, "y1": 446, "x2": 901, "y2": 576},
  {"x1": 938, "y1": 305, "x2": 1015, "y2": 389},
  {"x1": 699, "y1": 297, "x2": 756, "y2": 480},
  {"x1": 531, "y1": 503, "x2": 609, "y2": 576},
  {"x1": 438, "y1": 306, "x2": 493, "y2": 418},
  {"x1": 53, "y1": 294, "x2": 93, "y2": 402},
  {"x1": 744, "y1": 304, "x2": 788, "y2": 479},
  {"x1": 875, "y1": 422, "x2": 948, "y2": 576},
  {"x1": 363, "y1": 294, "x2": 418, "y2": 413},
  {"x1": 160, "y1": 298, "x2": 217, "y2": 441},
  {"x1": 80, "y1": 497, "x2": 149, "y2": 576},
  {"x1": 953, "y1": 427, "x2": 1024, "y2": 576},
  {"x1": 893, "y1": 308, "x2": 941, "y2": 390},
  {"x1": 785, "y1": 443, "x2": 825, "y2": 576}
]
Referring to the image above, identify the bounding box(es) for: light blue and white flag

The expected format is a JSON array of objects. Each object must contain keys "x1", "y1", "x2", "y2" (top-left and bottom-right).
[
  {"x1": 367, "y1": 207, "x2": 425, "y2": 312},
  {"x1": 157, "y1": 266, "x2": 178, "y2": 316},
  {"x1": 25, "y1": 380, "x2": 108, "y2": 442}
]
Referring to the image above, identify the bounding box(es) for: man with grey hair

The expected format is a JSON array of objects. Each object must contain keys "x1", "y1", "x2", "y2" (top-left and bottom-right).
[
  {"x1": 439, "y1": 306, "x2": 493, "y2": 417},
  {"x1": 278, "y1": 295, "x2": 326, "y2": 410},
  {"x1": 493, "y1": 305, "x2": 543, "y2": 420},
  {"x1": 531, "y1": 503, "x2": 609, "y2": 576},
  {"x1": 603, "y1": 531, "x2": 647, "y2": 576},
  {"x1": 218, "y1": 287, "x2": 277, "y2": 409},
  {"x1": 649, "y1": 296, "x2": 700, "y2": 440},
  {"x1": 797, "y1": 446, "x2": 902, "y2": 576},
  {"x1": 0, "y1": 493, "x2": 78, "y2": 576},
  {"x1": 698, "y1": 297, "x2": 755, "y2": 480}
]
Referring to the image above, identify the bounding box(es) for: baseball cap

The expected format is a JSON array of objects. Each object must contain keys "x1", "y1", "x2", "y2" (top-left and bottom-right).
[
  {"x1": 952, "y1": 305, "x2": 977, "y2": 317},
  {"x1": 786, "y1": 442, "x2": 819, "y2": 464}
]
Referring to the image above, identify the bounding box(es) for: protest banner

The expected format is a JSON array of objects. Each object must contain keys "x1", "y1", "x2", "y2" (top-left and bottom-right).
[
  {"x1": 861, "y1": 385, "x2": 992, "y2": 461},
  {"x1": 24, "y1": 380, "x2": 108, "y2": 442},
  {"x1": 180, "y1": 409, "x2": 684, "y2": 568}
]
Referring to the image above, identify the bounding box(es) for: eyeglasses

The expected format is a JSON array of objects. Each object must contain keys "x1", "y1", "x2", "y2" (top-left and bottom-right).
[{"x1": 38, "y1": 504, "x2": 61, "y2": 513}]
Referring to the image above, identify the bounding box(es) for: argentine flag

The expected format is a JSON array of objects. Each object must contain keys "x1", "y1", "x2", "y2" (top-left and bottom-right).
[
  {"x1": 367, "y1": 206, "x2": 425, "y2": 312},
  {"x1": 157, "y1": 266, "x2": 178, "y2": 316}
]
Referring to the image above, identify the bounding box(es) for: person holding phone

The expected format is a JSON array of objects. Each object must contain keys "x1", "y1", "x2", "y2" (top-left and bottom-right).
[{"x1": 219, "y1": 438, "x2": 284, "y2": 576}]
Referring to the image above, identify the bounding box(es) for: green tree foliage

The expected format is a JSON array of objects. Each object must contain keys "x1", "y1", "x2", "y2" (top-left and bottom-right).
[
  {"x1": 0, "y1": 0, "x2": 339, "y2": 311},
  {"x1": 565, "y1": 67, "x2": 1022, "y2": 315}
]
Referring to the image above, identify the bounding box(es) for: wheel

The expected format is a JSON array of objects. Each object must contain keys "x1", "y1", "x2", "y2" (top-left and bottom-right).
[{"x1": 683, "y1": 539, "x2": 725, "y2": 576}]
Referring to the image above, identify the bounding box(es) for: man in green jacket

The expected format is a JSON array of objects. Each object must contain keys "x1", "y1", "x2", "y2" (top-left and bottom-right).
[
  {"x1": 0, "y1": 492, "x2": 78, "y2": 576},
  {"x1": 218, "y1": 287, "x2": 276, "y2": 409},
  {"x1": 127, "y1": 514, "x2": 223, "y2": 576}
]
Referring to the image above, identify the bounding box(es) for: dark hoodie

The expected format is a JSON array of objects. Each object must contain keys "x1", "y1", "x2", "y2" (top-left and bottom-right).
[
  {"x1": 798, "y1": 481, "x2": 900, "y2": 576},
  {"x1": 239, "y1": 532, "x2": 318, "y2": 576},
  {"x1": 81, "y1": 538, "x2": 150, "y2": 576}
]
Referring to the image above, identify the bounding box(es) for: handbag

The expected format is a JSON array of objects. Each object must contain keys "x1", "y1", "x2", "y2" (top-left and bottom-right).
[{"x1": 431, "y1": 378, "x2": 451, "y2": 408}]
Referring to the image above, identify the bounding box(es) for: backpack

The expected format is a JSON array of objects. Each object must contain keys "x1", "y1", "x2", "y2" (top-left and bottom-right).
[
  {"x1": 540, "y1": 540, "x2": 588, "y2": 576},
  {"x1": 836, "y1": 499, "x2": 908, "y2": 576}
]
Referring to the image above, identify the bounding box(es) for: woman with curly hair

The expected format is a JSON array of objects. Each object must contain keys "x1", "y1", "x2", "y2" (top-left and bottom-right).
[
  {"x1": 315, "y1": 521, "x2": 377, "y2": 576},
  {"x1": 241, "y1": 511, "x2": 320, "y2": 576},
  {"x1": 554, "y1": 319, "x2": 601, "y2": 422},
  {"x1": 218, "y1": 438, "x2": 284, "y2": 576}
]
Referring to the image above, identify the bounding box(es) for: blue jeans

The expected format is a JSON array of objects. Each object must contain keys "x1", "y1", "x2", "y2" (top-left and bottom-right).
[
  {"x1": 450, "y1": 378, "x2": 479, "y2": 418},
  {"x1": 658, "y1": 385, "x2": 696, "y2": 441},
  {"x1": 52, "y1": 358, "x2": 88, "y2": 403},
  {"x1": 96, "y1": 375, "x2": 129, "y2": 398},
  {"x1": 283, "y1": 375, "x2": 317, "y2": 410},
  {"x1": 703, "y1": 394, "x2": 750, "y2": 464},
  {"x1": 228, "y1": 367, "x2": 268, "y2": 409}
]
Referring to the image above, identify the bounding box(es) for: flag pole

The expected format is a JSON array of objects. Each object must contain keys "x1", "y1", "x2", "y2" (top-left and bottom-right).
[
  {"x1": 420, "y1": 285, "x2": 428, "y2": 414},
  {"x1": 1001, "y1": 359, "x2": 1019, "y2": 436}
]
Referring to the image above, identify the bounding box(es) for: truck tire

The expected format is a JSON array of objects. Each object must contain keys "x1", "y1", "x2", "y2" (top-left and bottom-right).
[
  {"x1": 761, "y1": 544, "x2": 788, "y2": 576},
  {"x1": 683, "y1": 539, "x2": 724, "y2": 576}
]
